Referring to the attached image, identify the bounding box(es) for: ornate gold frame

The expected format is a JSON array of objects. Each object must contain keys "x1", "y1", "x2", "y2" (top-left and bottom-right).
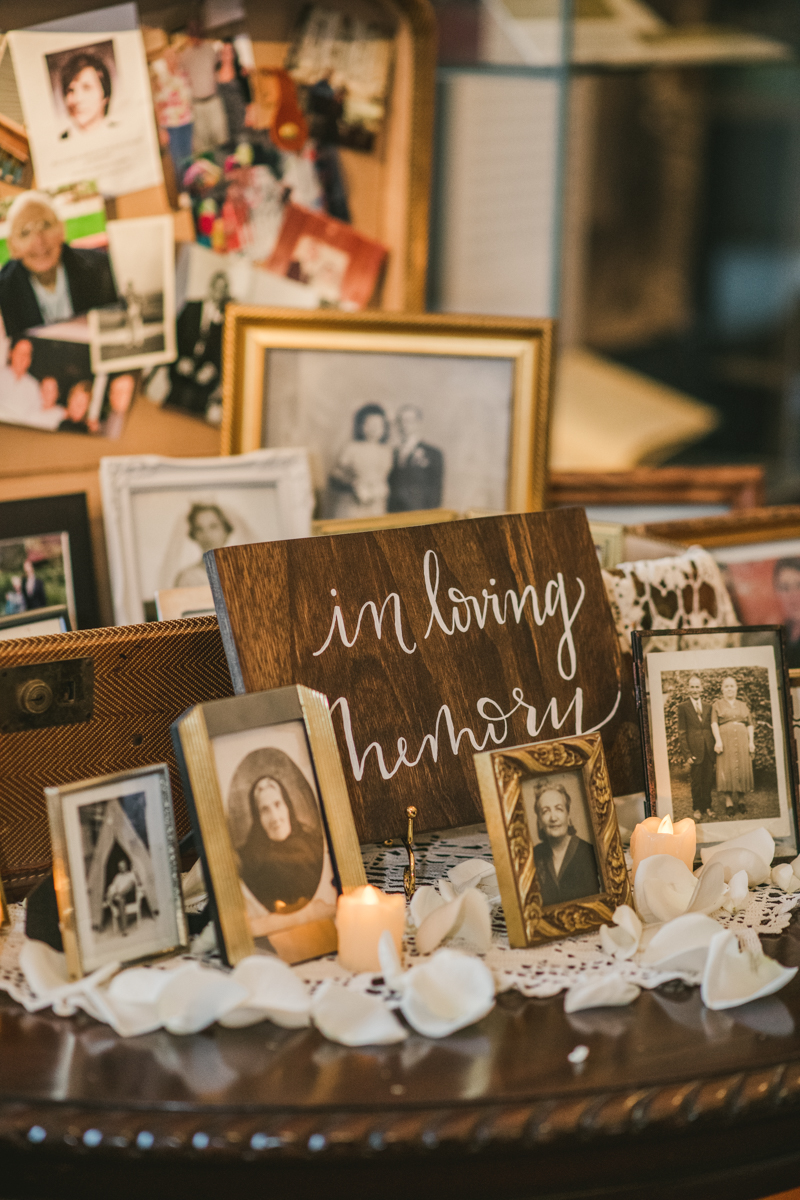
[
  {"x1": 222, "y1": 308, "x2": 556, "y2": 513},
  {"x1": 474, "y1": 734, "x2": 631, "y2": 947}
]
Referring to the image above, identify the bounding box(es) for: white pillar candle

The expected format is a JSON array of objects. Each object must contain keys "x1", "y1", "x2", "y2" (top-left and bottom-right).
[
  {"x1": 336, "y1": 885, "x2": 406, "y2": 973},
  {"x1": 630, "y1": 813, "x2": 697, "y2": 877}
]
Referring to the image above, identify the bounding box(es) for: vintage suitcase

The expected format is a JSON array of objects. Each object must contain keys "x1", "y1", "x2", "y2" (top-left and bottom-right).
[{"x1": 0, "y1": 616, "x2": 233, "y2": 897}]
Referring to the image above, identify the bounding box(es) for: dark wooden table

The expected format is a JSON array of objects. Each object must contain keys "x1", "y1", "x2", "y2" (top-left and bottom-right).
[{"x1": 4, "y1": 921, "x2": 800, "y2": 1200}]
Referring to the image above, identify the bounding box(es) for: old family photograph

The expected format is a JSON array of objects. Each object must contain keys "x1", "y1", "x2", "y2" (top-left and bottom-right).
[{"x1": 646, "y1": 643, "x2": 795, "y2": 846}]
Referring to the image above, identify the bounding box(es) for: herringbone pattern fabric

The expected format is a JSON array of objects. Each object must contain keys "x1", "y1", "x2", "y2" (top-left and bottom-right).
[{"x1": 0, "y1": 617, "x2": 233, "y2": 887}]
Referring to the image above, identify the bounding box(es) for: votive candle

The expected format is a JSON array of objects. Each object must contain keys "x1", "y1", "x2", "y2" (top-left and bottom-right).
[
  {"x1": 336, "y1": 885, "x2": 406, "y2": 973},
  {"x1": 630, "y1": 813, "x2": 697, "y2": 877}
]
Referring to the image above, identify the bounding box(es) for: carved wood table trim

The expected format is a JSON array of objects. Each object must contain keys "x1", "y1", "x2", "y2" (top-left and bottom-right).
[{"x1": 3, "y1": 920, "x2": 800, "y2": 1200}]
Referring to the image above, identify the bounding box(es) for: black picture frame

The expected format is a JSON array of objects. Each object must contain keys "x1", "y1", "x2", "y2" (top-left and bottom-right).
[
  {"x1": 0, "y1": 493, "x2": 100, "y2": 630},
  {"x1": 631, "y1": 624, "x2": 800, "y2": 861}
]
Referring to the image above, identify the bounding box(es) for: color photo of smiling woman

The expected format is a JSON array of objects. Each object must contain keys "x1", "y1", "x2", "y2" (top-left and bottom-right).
[{"x1": 0, "y1": 190, "x2": 117, "y2": 341}]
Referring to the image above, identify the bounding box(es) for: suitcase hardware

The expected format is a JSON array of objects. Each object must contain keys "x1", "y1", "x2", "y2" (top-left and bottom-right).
[{"x1": 0, "y1": 659, "x2": 94, "y2": 733}]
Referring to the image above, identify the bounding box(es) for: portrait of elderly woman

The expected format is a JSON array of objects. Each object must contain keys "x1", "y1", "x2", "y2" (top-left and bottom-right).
[
  {"x1": 227, "y1": 746, "x2": 327, "y2": 920},
  {"x1": 527, "y1": 779, "x2": 602, "y2": 908},
  {"x1": 0, "y1": 190, "x2": 118, "y2": 341}
]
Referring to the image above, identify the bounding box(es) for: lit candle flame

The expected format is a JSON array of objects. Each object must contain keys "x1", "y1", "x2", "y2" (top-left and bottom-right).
[
  {"x1": 361, "y1": 885, "x2": 381, "y2": 906},
  {"x1": 657, "y1": 814, "x2": 674, "y2": 835}
]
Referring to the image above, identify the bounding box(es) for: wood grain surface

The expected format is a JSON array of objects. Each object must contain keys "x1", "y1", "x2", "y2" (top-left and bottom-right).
[{"x1": 208, "y1": 511, "x2": 639, "y2": 842}]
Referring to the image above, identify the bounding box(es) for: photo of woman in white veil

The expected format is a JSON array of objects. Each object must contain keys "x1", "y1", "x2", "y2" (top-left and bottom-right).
[{"x1": 157, "y1": 496, "x2": 257, "y2": 590}]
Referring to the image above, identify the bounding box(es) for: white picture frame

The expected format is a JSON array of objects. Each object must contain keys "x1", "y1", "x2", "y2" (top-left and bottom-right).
[{"x1": 100, "y1": 448, "x2": 314, "y2": 625}]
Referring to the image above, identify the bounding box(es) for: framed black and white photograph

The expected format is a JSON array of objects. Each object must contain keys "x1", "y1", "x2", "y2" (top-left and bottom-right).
[
  {"x1": 0, "y1": 492, "x2": 99, "y2": 630},
  {"x1": 172, "y1": 685, "x2": 365, "y2": 966},
  {"x1": 46, "y1": 764, "x2": 188, "y2": 980},
  {"x1": 475, "y1": 734, "x2": 631, "y2": 947},
  {"x1": 222, "y1": 309, "x2": 555, "y2": 515},
  {"x1": 88, "y1": 215, "x2": 176, "y2": 374},
  {"x1": 100, "y1": 448, "x2": 314, "y2": 624},
  {"x1": 632, "y1": 626, "x2": 800, "y2": 859},
  {"x1": 6, "y1": 29, "x2": 163, "y2": 199}
]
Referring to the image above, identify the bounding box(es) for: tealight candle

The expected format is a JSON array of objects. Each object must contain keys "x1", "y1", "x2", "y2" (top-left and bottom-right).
[
  {"x1": 630, "y1": 813, "x2": 697, "y2": 877},
  {"x1": 336, "y1": 885, "x2": 406, "y2": 973}
]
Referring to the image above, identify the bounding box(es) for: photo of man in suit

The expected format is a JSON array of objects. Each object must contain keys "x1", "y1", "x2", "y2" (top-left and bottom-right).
[
  {"x1": 676, "y1": 675, "x2": 716, "y2": 821},
  {"x1": 530, "y1": 782, "x2": 601, "y2": 907},
  {"x1": 0, "y1": 191, "x2": 118, "y2": 341},
  {"x1": 387, "y1": 404, "x2": 444, "y2": 512}
]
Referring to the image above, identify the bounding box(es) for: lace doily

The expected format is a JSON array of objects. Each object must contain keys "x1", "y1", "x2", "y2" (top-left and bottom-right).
[
  {"x1": 1, "y1": 825, "x2": 798, "y2": 1016},
  {"x1": 602, "y1": 546, "x2": 739, "y2": 655}
]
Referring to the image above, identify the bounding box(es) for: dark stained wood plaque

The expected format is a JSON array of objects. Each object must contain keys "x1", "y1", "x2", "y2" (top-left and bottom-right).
[{"x1": 207, "y1": 511, "x2": 636, "y2": 842}]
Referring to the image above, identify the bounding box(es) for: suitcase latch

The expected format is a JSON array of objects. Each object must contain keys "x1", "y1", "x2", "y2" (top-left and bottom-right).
[{"x1": 0, "y1": 658, "x2": 94, "y2": 733}]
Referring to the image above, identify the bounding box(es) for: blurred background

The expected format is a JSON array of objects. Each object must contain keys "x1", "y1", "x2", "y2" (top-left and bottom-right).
[{"x1": 425, "y1": 0, "x2": 800, "y2": 499}]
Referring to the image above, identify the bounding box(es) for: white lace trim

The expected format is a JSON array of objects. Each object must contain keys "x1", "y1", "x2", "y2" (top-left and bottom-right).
[{"x1": 1, "y1": 826, "x2": 796, "y2": 1015}]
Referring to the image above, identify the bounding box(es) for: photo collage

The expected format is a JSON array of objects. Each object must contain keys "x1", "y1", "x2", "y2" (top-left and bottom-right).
[{"x1": 0, "y1": 0, "x2": 392, "y2": 433}]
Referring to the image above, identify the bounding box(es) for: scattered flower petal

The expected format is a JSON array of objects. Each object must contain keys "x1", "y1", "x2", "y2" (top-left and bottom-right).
[
  {"x1": 633, "y1": 855, "x2": 697, "y2": 924},
  {"x1": 415, "y1": 888, "x2": 492, "y2": 955},
  {"x1": 311, "y1": 981, "x2": 407, "y2": 1046},
  {"x1": 564, "y1": 973, "x2": 640, "y2": 1013},
  {"x1": 699, "y1": 847, "x2": 770, "y2": 888},
  {"x1": 378, "y1": 928, "x2": 405, "y2": 991},
  {"x1": 701, "y1": 929, "x2": 797, "y2": 1010},
  {"x1": 448, "y1": 859, "x2": 501, "y2": 906},
  {"x1": 771, "y1": 864, "x2": 800, "y2": 894},
  {"x1": 221, "y1": 956, "x2": 311, "y2": 1028},
  {"x1": 721, "y1": 869, "x2": 749, "y2": 914},
  {"x1": 400, "y1": 948, "x2": 495, "y2": 1037},
  {"x1": 567, "y1": 1044, "x2": 589, "y2": 1064},
  {"x1": 688, "y1": 861, "x2": 727, "y2": 914},
  {"x1": 640, "y1": 913, "x2": 721, "y2": 975},
  {"x1": 701, "y1": 828, "x2": 775, "y2": 869},
  {"x1": 157, "y1": 963, "x2": 247, "y2": 1035},
  {"x1": 599, "y1": 906, "x2": 642, "y2": 960},
  {"x1": 409, "y1": 886, "x2": 444, "y2": 929}
]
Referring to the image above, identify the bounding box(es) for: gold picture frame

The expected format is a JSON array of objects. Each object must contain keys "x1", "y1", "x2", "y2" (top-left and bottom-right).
[
  {"x1": 474, "y1": 734, "x2": 631, "y2": 947},
  {"x1": 0, "y1": 862, "x2": 8, "y2": 929},
  {"x1": 46, "y1": 764, "x2": 189, "y2": 981},
  {"x1": 172, "y1": 684, "x2": 366, "y2": 967},
  {"x1": 222, "y1": 308, "x2": 556, "y2": 514}
]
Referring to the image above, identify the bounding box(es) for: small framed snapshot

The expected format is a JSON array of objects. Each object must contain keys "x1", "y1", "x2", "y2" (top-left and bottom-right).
[
  {"x1": 155, "y1": 586, "x2": 215, "y2": 621},
  {"x1": 588, "y1": 520, "x2": 625, "y2": 569},
  {"x1": 46, "y1": 764, "x2": 188, "y2": 980},
  {"x1": 0, "y1": 604, "x2": 69, "y2": 642},
  {"x1": 474, "y1": 734, "x2": 631, "y2": 947},
  {"x1": 172, "y1": 684, "x2": 366, "y2": 966},
  {"x1": 0, "y1": 493, "x2": 99, "y2": 630},
  {"x1": 632, "y1": 626, "x2": 800, "y2": 859},
  {"x1": 100, "y1": 448, "x2": 314, "y2": 624},
  {"x1": 222, "y1": 308, "x2": 555, "y2": 515}
]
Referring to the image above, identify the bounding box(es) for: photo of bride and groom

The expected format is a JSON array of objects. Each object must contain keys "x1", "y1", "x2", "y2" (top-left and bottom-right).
[{"x1": 323, "y1": 402, "x2": 444, "y2": 519}]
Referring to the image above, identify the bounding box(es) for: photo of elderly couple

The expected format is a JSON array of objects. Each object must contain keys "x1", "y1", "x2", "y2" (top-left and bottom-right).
[{"x1": 663, "y1": 667, "x2": 778, "y2": 824}]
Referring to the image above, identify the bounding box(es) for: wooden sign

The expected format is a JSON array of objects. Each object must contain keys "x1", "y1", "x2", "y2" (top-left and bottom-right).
[{"x1": 208, "y1": 511, "x2": 635, "y2": 843}]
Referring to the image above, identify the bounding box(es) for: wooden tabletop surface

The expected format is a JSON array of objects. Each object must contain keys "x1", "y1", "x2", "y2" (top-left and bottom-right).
[{"x1": 2, "y1": 915, "x2": 800, "y2": 1199}]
